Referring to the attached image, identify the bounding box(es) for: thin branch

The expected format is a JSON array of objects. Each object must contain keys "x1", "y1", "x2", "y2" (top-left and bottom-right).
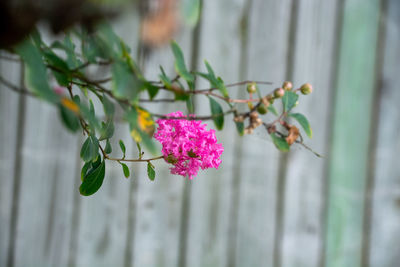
[
  {"x1": 295, "y1": 140, "x2": 324, "y2": 158},
  {"x1": 151, "y1": 109, "x2": 235, "y2": 120},
  {"x1": 0, "y1": 75, "x2": 35, "y2": 96},
  {"x1": 105, "y1": 155, "x2": 164, "y2": 163},
  {"x1": 139, "y1": 98, "x2": 176, "y2": 103},
  {"x1": 195, "y1": 80, "x2": 273, "y2": 93}
]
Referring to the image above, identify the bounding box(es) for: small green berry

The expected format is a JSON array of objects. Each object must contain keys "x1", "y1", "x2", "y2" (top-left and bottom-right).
[
  {"x1": 257, "y1": 103, "x2": 268, "y2": 114},
  {"x1": 274, "y1": 88, "x2": 285, "y2": 98},
  {"x1": 247, "y1": 82, "x2": 257, "y2": 94},
  {"x1": 282, "y1": 81, "x2": 293, "y2": 91},
  {"x1": 266, "y1": 94, "x2": 275, "y2": 104},
  {"x1": 300, "y1": 83, "x2": 313, "y2": 95},
  {"x1": 166, "y1": 154, "x2": 178, "y2": 164}
]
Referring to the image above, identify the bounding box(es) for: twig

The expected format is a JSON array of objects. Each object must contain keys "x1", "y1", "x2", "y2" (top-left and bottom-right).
[{"x1": 0, "y1": 75, "x2": 35, "y2": 96}]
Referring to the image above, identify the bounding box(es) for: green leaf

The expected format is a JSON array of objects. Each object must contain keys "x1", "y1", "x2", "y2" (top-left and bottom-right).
[
  {"x1": 144, "y1": 81, "x2": 159, "y2": 100},
  {"x1": 80, "y1": 135, "x2": 99, "y2": 162},
  {"x1": 102, "y1": 94, "x2": 115, "y2": 117},
  {"x1": 171, "y1": 41, "x2": 194, "y2": 82},
  {"x1": 159, "y1": 66, "x2": 172, "y2": 88},
  {"x1": 208, "y1": 97, "x2": 224, "y2": 130},
  {"x1": 63, "y1": 35, "x2": 80, "y2": 68},
  {"x1": 59, "y1": 104, "x2": 80, "y2": 132},
  {"x1": 79, "y1": 160, "x2": 106, "y2": 196},
  {"x1": 120, "y1": 162, "x2": 130, "y2": 178},
  {"x1": 203, "y1": 61, "x2": 228, "y2": 97},
  {"x1": 78, "y1": 101, "x2": 100, "y2": 131},
  {"x1": 270, "y1": 133, "x2": 290, "y2": 152},
  {"x1": 267, "y1": 104, "x2": 278, "y2": 116},
  {"x1": 112, "y1": 60, "x2": 142, "y2": 100},
  {"x1": 14, "y1": 38, "x2": 58, "y2": 102},
  {"x1": 136, "y1": 142, "x2": 142, "y2": 158},
  {"x1": 282, "y1": 91, "x2": 299, "y2": 112},
  {"x1": 42, "y1": 49, "x2": 70, "y2": 86},
  {"x1": 96, "y1": 23, "x2": 123, "y2": 59},
  {"x1": 99, "y1": 119, "x2": 115, "y2": 141},
  {"x1": 235, "y1": 121, "x2": 244, "y2": 136},
  {"x1": 119, "y1": 140, "x2": 126, "y2": 156},
  {"x1": 147, "y1": 162, "x2": 155, "y2": 181},
  {"x1": 289, "y1": 113, "x2": 313, "y2": 138},
  {"x1": 186, "y1": 98, "x2": 194, "y2": 114},
  {"x1": 81, "y1": 31, "x2": 100, "y2": 63},
  {"x1": 81, "y1": 162, "x2": 91, "y2": 181},
  {"x1": 181, "y1": 0, "x2": 200, "y2": 26},
  {"x1": 104, "y1": 139, "x2": 112, "y2": 154}
]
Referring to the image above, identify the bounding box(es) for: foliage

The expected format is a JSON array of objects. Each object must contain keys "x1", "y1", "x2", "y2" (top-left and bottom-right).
[{"x1": 0, "y1": 24, "x2": 316, "y2": 196}]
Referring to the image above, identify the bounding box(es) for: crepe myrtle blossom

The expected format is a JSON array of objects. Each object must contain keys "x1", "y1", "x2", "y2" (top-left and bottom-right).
[{"x1": 154, "y1": 111, "x2": 224, "y2": 179}]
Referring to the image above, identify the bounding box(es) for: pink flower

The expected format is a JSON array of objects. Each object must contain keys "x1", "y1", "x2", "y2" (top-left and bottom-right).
[
  {"x1": 154, "y1": 111, "x2": 224, "y2": 179},
  {"x1": 53, "y1": 86, "x2": 66, "y2": 95}
]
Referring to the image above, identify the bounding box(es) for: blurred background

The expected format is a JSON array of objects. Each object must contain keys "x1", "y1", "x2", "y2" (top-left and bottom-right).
[{"x1": 1, "y1": 0, "x2": 399, "y2": 266}]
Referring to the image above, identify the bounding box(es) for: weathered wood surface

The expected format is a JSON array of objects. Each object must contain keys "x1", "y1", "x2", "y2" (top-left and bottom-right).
[
  {"x1": 325, "y1": 0, "x2": 381, "y2": 267},
  {"x1": 0, "y1": 1, "x2": 399, "y2": 267},
  {"x1": 369, "y1": 0, "x2": 400, "y2": 266}
]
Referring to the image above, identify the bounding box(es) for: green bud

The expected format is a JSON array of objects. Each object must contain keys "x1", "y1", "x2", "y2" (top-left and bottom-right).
[
  {"x1": 188, "y1": 150, "x2": 198, "y2": 158},
  {"x1": 257, "y1": 103, "x2": 268, "y2": 114},
  {"x1": 166, "y1": 154, "x2": 178, "y2": 164},
  {"x1": 267, "y1": 94, "x2": 274, "y2": 104},
  {"x1": 282, "y1": 81, "x2": 293, "y2": 91},
  {"x1": 246, "y1": 82, "x2": 257, "y2": 94},
  {"x1": 274, "y1": 88, "x2": 285, "y2": 98},
  {"x1": 300, "y1": 83, "x2": 313, "y2": 95}
]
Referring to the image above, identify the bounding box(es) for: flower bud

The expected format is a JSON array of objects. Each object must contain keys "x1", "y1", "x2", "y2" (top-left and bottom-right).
[
  {"x1": 246, "y1": 82, "x2": 257, "y2": 94},
  {"x1": 261, "y1": 96, "x2": 271, "y2": 107},
  {"x1": 247, "y1": 102, "x2": 254, "y2": 110},
  {"x1": 187, "y1": 150, "x2": 198, "y2": 158},
  {"x1": 244, "y1": 127, "x2": 254, "y2": 135},
  {"x1": 266, "y1": 94, "x2": 275, "y2": 104},
  {"x1": 257, "y1": 103, "x2": 268, "y2": 114},
  {"x1": 282, "y1": 81, "x2": 293, "y2": 91},
  {"x1": 300, "y1": 83, "x2": 313, "y2": 95},
  {"x1": 274, "y1": 88, "x2": 285, "y2": 98},
  {"x1": 254, "y1": 118, "x2": 263, "y2": 127},
  {"x1": 166, "y1": 154, "x2": 178, "y2": 164},
  {"x1": 233, "y1": 115, "x2": 245, "y2": 123},
  {"x1": 250, "y1": 111, "x2": 258, "y2": 119}
]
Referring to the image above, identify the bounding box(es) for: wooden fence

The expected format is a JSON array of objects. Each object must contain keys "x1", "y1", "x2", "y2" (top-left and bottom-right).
[{"x1": 1, "y1": 0, "x2": 399, "y2": 266}]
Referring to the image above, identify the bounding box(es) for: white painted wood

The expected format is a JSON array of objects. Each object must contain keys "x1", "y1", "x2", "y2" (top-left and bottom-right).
[
  {"x1": 0, "y1": 57, "x2": 22, "y2": 267},
  {"x1": 74, "y1": 13, "x2": 142, "y2": 267},
  {"x1": 12, "y1": 94, "x2": 79, "y2": 266},
  {"x1": 280, "y1": 1, "x2": 339, "y2": 267},
  {"x1": 130, "y1": 26, "x2": 191, "y2": 267},
  {"x1": 234, "y1": 0, "x2": 293, "y2": 266},
  {"x1": 369, "y1": 1, "x2": 400, "y2": 266},
  {"x1": 183, "y1": 0, "x2": 247, "y2": 267}
]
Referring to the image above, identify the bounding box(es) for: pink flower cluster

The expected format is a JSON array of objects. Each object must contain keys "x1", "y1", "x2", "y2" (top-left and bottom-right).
[{"x1": 154, "y1": 111, "x2": 224, "y2": 179}]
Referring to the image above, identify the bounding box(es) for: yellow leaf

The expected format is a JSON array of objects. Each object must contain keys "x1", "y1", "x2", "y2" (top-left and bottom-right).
[
  {"x1": 137, "y1": 108, "x2": 155, "y2": 136},
  {"x1": 61, "y1": 97, "x2": 79, "y2": 114},
  {"x1": 130, "y1": 129, "x2": 142, "y2": 143}
]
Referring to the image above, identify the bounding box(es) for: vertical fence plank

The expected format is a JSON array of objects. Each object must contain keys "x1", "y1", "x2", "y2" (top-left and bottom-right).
[
  {"x1": 0, "y1": 57, "x2": 22, "y2": 267},
  {"x1": 182, "y1": 1, "x2": 246, "y2": 267},
  {"x1": 232, "y1": 1, "x2": 293, "y2": 266},
  {"x1": 280, "y1": 1, "x2": 339, "y2": 267},
  {"x1": 369, "y1": 0, "x2": 400, "y2": 266},
  {"x1": 12, "y1": 94, "x2": 79, "y2": 266},
  {"x1": 325, "y1": 0, "x2": 381, "y2": 267},
  {"x1": 74, "y1": 14, "x2": 141, "y2": 267},
  {"x1": 129, "y1": 27, "x2": 192, "y2": 267}
]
